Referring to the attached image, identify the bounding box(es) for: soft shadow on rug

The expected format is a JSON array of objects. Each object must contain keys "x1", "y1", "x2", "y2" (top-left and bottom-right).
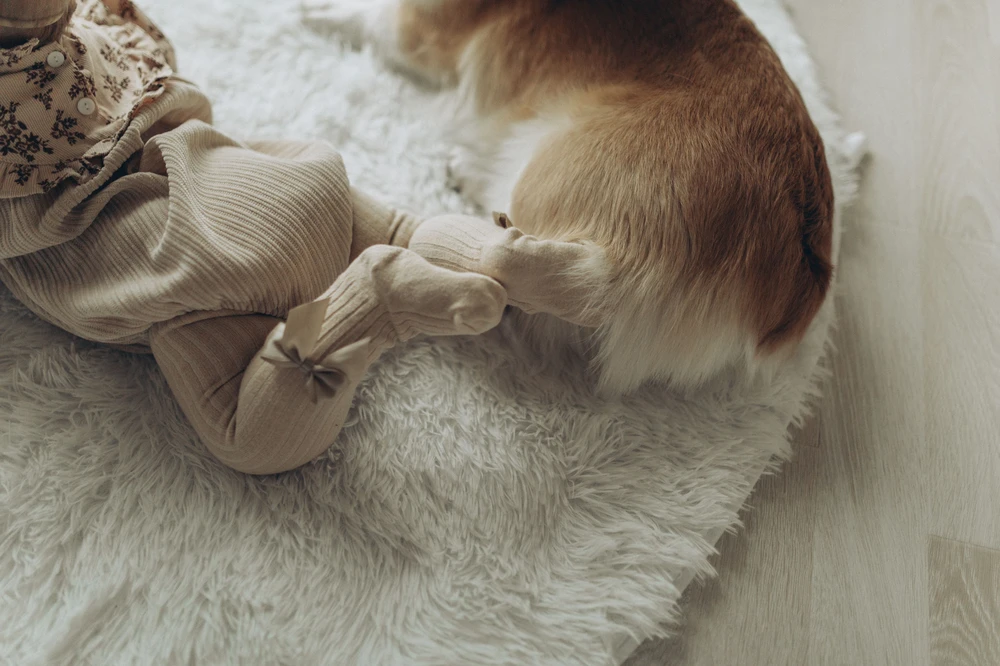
[{"x1": 0, "y1": 1, "x2": 861, "y2": 664}]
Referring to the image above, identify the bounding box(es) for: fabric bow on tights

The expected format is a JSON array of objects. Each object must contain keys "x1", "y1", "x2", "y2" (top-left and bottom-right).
[{"x1": 260, "y1": 299, "x2": 369, "y2": 404}]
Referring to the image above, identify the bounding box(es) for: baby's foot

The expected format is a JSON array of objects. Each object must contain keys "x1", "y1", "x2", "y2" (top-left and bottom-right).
[
  {"x1": 364, "y1": 246, "x2": 507, "y2": 337},
  {"x1": 408, "y1": 214, "x2": 609, "y2": 327}
]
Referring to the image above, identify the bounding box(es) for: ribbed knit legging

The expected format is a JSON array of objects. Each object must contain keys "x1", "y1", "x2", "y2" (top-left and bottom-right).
[{"x1": 150, "y1": 213, "x2": 508, "y2": 475}]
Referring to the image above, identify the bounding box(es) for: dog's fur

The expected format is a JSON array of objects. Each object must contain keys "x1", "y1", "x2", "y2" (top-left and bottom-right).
[{"x1": 305, "y1": 0, "x2": 834, "y2": 394}]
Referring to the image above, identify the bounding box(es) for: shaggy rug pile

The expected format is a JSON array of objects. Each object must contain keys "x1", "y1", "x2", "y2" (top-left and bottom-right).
[{"x1": 0, "y1": 1, "x2": 862, "y2": 664}]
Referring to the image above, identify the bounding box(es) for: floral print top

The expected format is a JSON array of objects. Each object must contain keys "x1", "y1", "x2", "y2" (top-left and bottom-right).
[{"x1": 0, "y1": 0, "x2": 175, "y2": 197}]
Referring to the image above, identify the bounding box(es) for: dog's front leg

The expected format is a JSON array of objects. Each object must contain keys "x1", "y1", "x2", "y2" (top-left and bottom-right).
[{"x1": 301, "y1": 0, "x2": 468, "y2": 87}]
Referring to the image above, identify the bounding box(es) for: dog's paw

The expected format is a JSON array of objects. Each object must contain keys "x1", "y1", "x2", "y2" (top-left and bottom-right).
[
  {"x1": 299, "y1": 0, "x2": 379, "y2": 47},
  {"x1": 843, "y1": 131, "x2": 869, "y2": 171},
  {"x1": 446, "y1": 146, "x2": 489, "y2": 200},
  {"x1": 444, "y1": 146, "x2": 471, "y2": 192}
]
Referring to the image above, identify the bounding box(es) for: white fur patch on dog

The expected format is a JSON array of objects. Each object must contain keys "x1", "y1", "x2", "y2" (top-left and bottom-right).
[{"x1": 0, "y1": 1, "x2": 861, "y2": 664}]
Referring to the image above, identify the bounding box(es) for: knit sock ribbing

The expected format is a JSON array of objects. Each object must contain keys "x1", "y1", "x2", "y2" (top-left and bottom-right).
[{"x1": 311, "y1": 245, "x2": 507, "y2": 374}]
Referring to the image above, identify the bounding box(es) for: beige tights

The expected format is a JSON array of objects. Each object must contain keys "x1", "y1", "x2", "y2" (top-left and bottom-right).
[{"x1": 150, "y1": 194, "x2": 505, "y2": 475}]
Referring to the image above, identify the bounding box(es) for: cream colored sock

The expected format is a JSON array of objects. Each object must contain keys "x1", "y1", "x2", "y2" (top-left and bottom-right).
[
  {"x1": 279, "y1": 244, "x2": 507, "y2": 382},
  {"x1": 253, "y1": 244, "x2": 506, "y2": 459},
  {"x1": 408, "y1": 214, "x2": 608, "y2": 327}
]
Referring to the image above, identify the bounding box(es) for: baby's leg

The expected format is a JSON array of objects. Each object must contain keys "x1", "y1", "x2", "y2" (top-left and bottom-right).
[
  {"x1": 150, "y1": 245, "x2": 505, "y2": 474},
  {"x1": 408, "y1": 214, "x2": 611, "y2": 328},
  {"x1": 348, "y1": 187, "x2": 423, "y2": 260}
]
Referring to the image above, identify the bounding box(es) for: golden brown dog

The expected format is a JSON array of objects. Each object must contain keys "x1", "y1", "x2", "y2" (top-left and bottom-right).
[{"x1": 304, "y1": 0, "x2": 834, "y2": 394}]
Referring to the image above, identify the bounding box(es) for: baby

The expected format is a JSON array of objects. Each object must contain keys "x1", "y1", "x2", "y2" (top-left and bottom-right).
[{"x1": 0, "y1": 0, "x2": 598, "y2": 474}]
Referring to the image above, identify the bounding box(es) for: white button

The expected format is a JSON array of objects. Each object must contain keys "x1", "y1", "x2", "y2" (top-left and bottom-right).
[
  {"x1": 46, "y1": 50, "x2": 66, "y2": 68},
  {"x1": 76, "y1": 97, "x2": 96, "y2": 116}
]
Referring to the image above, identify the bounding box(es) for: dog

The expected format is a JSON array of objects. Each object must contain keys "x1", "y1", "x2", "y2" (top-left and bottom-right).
[{"x1": 302, "y1": 0, "x2": 834, "y2": 395}]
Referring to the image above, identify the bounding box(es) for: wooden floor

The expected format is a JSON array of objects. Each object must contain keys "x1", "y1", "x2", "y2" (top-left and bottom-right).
[{"x1": 626, "y1": 1, "x2": 1000, "y2": 664}]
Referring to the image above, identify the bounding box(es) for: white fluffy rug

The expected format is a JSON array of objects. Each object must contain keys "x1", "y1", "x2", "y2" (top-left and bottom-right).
[{"x1": 0, "y1": 1, "x2": 862, "y2": 664}]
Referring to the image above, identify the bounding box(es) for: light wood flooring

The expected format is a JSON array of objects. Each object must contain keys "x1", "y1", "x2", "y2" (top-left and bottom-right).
[{"x1": 626, "y1": 0, "x2": 1000, "y2": 663}]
